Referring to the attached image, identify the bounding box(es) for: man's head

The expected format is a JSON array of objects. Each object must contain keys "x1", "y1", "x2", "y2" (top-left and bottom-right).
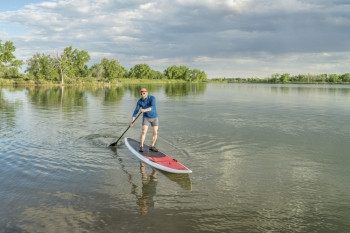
[{"x1": 140, "y1": 88, "x2": 148, "y2": 98}]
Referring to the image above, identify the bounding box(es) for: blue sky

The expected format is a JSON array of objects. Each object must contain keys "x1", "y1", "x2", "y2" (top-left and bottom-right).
[
  {"x1": 1, "y1": 0, "x2": 350, "y2": 78},
  {"x1": 0, "y1": 0, "x2": 44, "y2": 11}
]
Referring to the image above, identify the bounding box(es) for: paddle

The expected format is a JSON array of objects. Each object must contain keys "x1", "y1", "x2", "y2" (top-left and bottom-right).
[{"x1": 109, "y1": 112, "x2": 142, "y2": 147}]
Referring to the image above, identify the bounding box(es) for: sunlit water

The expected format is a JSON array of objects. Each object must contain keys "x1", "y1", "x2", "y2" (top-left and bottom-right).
[{"x1": 1, "y1": 84, "x2": 349, "y2": 233}]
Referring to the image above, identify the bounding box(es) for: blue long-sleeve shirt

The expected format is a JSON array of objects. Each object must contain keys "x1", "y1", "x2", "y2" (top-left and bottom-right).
[{"x1": 132, "y1": 95, "x2": 158, "y2": 118}]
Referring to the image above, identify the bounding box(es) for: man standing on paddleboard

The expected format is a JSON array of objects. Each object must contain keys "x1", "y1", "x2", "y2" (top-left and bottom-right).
[{"x1": 130, "y1": 88, "x2": 159, "y2": 152}]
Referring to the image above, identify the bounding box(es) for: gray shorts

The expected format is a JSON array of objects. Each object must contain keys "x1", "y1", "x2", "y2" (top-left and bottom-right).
[{"x1": 142, "y1": 117, "x2": 159, "y2": 126}]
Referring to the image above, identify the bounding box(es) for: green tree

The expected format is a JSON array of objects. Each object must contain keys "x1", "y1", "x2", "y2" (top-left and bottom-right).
[
  {"x1": 53, "y1": 46, "x2": 91, "y2": 84},
  {"x1": 328, "y1": 74, "x2": 339, "y2": 83},
  {"x1": 0, "y1": 40, "x2": 15, "y2": 64},
  {"x1": 101, "y1": 58, "x2": 126, "y2": 81},
  {"x1": 26, "y1": 53, "x2": 59, "y2": 81},
  {"x1": 339, "y1": 73, "x2": 350, "y2": 83},
  {"x1": 190, "y1": 68, "x2": 207, "y2": 81},
  {"x1": 164, "y1": 65, "x2": 191, "y2": 80},
  {"x1": 314, "y1": 74, "x2": 327, "y2": 83},
  {"x1": 60, "y1": 46, "x2": 90, "y2": 78},
  {"x1": 150, "y1": 70, "x2": 165, "y2": 79},
  {"x1": 279, "y1": 73, "x2": 290, "y2": 83},
  {"x1": 89, "y1": 63, "x2": 103, "y2": 79},
  {"x1": 269, "y1": 73, "x2": 279, "y2": 83},
  {"x1": 128, "y1": 64, "x2": 152, "y2": 79},
  {"x1": 0, "y1": 40, "x2": 23, "y2": 78}
]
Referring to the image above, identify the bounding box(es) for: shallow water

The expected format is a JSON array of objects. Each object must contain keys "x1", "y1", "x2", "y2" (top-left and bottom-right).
[{"x1": 1, "y1": 84, "x2": 350, "y2": 233}]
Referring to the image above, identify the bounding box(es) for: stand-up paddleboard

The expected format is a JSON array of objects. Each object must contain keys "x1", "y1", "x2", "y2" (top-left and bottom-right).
[{"x1": 125, "y1": 138, "x2": 192, "y2": 174}]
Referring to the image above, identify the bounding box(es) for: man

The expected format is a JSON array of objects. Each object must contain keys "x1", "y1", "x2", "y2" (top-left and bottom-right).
[{"x1": 130, "y1": 88, "x2": 159, "y2": 152}]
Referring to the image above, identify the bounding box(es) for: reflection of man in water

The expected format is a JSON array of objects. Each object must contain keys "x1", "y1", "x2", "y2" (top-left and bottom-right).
[{"x1": 137, "y1": 162, "x2": 158, "y2": 215}]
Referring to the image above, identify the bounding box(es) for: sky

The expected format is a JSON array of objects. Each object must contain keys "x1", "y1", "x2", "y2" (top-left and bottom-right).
[{"x1": 0, "y1": 0, "x2": 349, "y2": 78}]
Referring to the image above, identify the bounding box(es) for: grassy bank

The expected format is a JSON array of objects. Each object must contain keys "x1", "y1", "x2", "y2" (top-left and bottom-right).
[
  {"x1": 0, "y1": 77, "x2": 190, "y2": 87},
  {"x1": 2, "y1": 77, "x2": 350, "y2": 87}
]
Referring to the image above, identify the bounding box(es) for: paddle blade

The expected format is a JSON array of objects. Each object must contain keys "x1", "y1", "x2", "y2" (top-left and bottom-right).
[
  {"x1": 109, "y1": 136, "x2": 122, "y2": 147},
  {"x1": 109, "y1": 142, "x2": 117, "y2": 147}
]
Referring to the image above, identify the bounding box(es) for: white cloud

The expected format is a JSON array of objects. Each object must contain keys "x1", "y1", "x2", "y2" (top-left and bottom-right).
[
  {"x1": 175, "y1": 0, "x2": 250, "y2": 11},
  {"x1": 0, "y1": 0, "x2": 349, "y2": 78}
]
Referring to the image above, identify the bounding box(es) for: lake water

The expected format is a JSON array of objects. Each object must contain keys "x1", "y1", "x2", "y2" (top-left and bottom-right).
[{"x1": 1, "y1": 83, "x2": 349, "y2": 233}]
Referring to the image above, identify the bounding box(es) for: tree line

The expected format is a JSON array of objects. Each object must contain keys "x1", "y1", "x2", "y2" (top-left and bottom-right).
[
  {"x1": 2, "y1": 40, "x2": 349, "y2": 85},
  {"x1": 211, "y1": 73, "x2": 350, "y2": 84},
  {"x1": 0, "y1": 40, "x2": 207, "y2": 84}
]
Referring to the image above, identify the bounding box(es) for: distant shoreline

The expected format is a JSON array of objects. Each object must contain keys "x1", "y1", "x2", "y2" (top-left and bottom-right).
[
  {"x1": 1, "y1": 77, "x2": 350, "y2": 87},
  {"x1": 0, "y1": 78, "x2": 189, "y2": 87}
]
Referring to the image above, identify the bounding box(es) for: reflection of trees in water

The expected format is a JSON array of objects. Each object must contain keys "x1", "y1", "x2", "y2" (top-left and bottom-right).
[
  {"x1": 4, "y1": 84, "x2": 349, "y2": 113},
  {"x1": 269, "y1": 85, "x2": 350, "y2": 96},
  {"x1": 124, "y1": 83, "x2": 207, "y2": 97},
  {"x1": 124, "y1": 84, "x2": 163, "y2": 98},
  {"x1": 3, "y1": 83, "x2": 208, "y2": 113},
  {"x1": 0, "y1": 88, "x2": 21, "y2": 128},
  {"x1": 0, "y1": 88, "x2": 8, "y2": 109},
  {"x1": 165, "y1": 83, "x2": 207, "y2": 96},
  {"x1": 25, "y1": 86, "x2": 125, "y2": 110},
  {"x1": 87, "y1": 86, "x2": 124, "y2": 103},
  {"x1": 26, "y1": 86, "x2": 87, "y2": 110}
]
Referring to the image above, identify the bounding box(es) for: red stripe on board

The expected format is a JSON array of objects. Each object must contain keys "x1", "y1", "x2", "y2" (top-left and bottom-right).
[{"x1": 144, "y1": 155, "x2": 187, "y2": 170}]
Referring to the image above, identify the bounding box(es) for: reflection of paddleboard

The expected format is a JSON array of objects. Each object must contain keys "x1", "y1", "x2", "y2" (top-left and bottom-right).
[
  {"x1": 125, "y1": 138, "x2": 192, "y2": 174},
  {"x1": 160, "y1": 171, "x2": 192, "y2": 191}
]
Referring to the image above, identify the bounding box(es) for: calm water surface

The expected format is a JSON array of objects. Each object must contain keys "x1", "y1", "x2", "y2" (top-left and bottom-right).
[{"x1": 1, "y1": 84, "x2": 349, "y2": 233}]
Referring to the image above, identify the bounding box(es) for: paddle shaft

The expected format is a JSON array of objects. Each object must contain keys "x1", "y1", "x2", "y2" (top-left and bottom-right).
[{"x1": 109, "y1": 111, "x2": 142, "y2": 147}]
